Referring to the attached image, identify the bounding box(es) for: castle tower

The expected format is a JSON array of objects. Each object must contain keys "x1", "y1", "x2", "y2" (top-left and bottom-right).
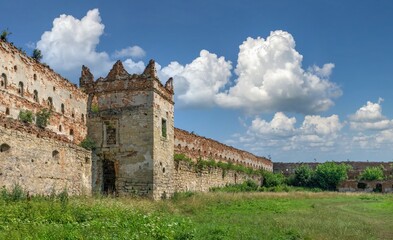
[{"x1": 81, "y1": 60, "x2": 174, "y2": 199}]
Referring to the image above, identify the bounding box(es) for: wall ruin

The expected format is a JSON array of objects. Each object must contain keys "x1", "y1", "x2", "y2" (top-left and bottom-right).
[
  {"x1": 174, "y1": 128, "x2": 273, "y2": 171},
  {"x1": 0, "y1": 114, "x2": 91, "y2": 195}
]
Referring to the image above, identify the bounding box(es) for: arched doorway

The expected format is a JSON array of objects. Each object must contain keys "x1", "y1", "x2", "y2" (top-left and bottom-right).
[{"x1": 103, "y1": 160, "x2": 116, "y2": 195}]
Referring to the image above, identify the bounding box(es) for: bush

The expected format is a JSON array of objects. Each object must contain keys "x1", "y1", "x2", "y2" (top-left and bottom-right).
[
  {"x1": 18, "y1": 110, "x2": 34, "y2": 123},
  {"x1": 291, "y1": 165, "x2": 315, "y2": 187},
  {"x1": 35, "y1": 108, "x2": 51, "y2": 128},
  {"x1": 262, "y1": 171, "x2": 286, "y2": 187},
  {"x1": 79, "y1": 137, "x2": 97, "y2": 150},
  {"x1": 314, "y1": 162, "x2": 350, "y2": 190},
  {"x1": 359, "y1": 166, "x2": 384, "y2": 181}
]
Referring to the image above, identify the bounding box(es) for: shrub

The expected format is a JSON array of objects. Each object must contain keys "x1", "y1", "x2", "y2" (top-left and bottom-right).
[
  {"x1": 359, "y1": 166, "x2": 384, "y2": 181},
  {"x1": 35, "y1": 108, "x2": 51, "y2": 128},
  {"x1": 18, "y1": 110, "x2": 34, "y2": 123},
  {"x1": 314, "y1": 162, "x2": 350, "y2": 190},
  {"x1": 31, "y1": 48, "x2": 43, "y2": 62},
  {"x1": 291, "y1": 164, "x2": 315, "y2": 187},
  {"x1": 0, "y1": 28, "x2": 11, "y2": 42},
  {"x1": 262, "y1": 171, "x2": 286, "y2": 187},
  {"x1": 79, "y1": 137, "x2": 97, "y2": 150}
]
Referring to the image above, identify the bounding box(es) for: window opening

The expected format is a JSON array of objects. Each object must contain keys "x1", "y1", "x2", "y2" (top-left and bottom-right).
[
  {"x1": 33, "y1": 90, "x2": 38, "y2": 102},
  {"x1": 18, "y1": 82, "x2": 24, "y2": 96},
  {"x1": 161, "y1": 118, "x2": 167, "y2": 138}
]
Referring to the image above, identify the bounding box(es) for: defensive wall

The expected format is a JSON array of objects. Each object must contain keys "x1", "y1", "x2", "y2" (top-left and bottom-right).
[
  {"x1": 174, "y1": 128, "x2": 273, "y2": 171},
  {"x1": 0, "y1": 114, "x2": 92, "y2": 195},
  {"x1": 274, "y1": 161, "x2": 393, "y2": 179},
  {"x1": 1, "y1": 39, "x2": 269, "y2": 199},
  {"x1": 0, "y1": 41, "x2": 88, "y2": 144}
]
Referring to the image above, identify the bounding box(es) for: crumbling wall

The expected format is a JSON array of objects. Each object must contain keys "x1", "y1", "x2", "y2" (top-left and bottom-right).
[
  {"x1": 0, "y1": 41, "x2": 88, "y2": 144},
  {"x1": 0, "y1": 115, "x2": 91, "y2": 195},
  {"x1": 338, "y1": 180, "x2": 393, "y2": 193},
  {"x1": 174, "y1": 128, "x2": 273, "y2": 171},
  {"x1": 173, "y1": 161, "x2": 260, "y2": 192}
]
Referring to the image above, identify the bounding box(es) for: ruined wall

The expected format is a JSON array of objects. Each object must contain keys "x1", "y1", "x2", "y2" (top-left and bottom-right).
[
  {"x1": 0, "y1": 41, "x2": 88, "y2": 144},
  {"x1": 274, "y1": 161, "x2": 393, "y2": 179},
  {"x1": 0, "y1": 115, "x2": 91, "y2": 195},
  {"x1": 173, "y1": 161, "x2": 260, "y2": 192},
  {"x1": 174, "y1": 128, "x2": 273, "y2": 171},
  {"x1": 338, "y1": 180, "x2": 393, "y2": 193}
]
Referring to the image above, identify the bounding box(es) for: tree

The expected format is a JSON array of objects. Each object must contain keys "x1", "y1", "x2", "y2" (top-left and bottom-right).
[
  {"x1": 31, "y1": 49, "x2": 43, "y2": 62},
  {"x1": 0, "y1": 29, "x2": 11, "y2": 42},
  {"x1": 291, "y1": 164, "x2": 314, "y2": 187},
  {"x1": 35, "y1": 108, "x2": 51, "y2": 128},
  {"x1": 262, "y1": 171, "x2": 286, "y2": 187},
  {"x1": 314, "y1": 162, "x2": 350, "y2": 190},
  {"x1": 359, "y1": 166, "x2": 384, "y2": 181}
]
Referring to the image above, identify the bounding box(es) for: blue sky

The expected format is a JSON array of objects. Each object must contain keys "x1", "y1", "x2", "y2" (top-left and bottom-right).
[{"x1": 2, "y1": 0, "x2": 393, "y2": 162}]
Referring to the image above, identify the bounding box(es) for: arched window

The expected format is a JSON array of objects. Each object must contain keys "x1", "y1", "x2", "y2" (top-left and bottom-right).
[
  {"x1": 18, "y1": 82, "x2": 24, "y2": 96},
  {"x1": 48, "y1": 97, "x2": 53, "y2": 109},
  {"x1": 0, "y1": 143, "x2": 10, "y2": 152},
  {"x1": 33, "y1": 74, "x2": 37, "y2": 81},
  {"x1": 5, "y1": 107, "x2": 9, "y2": 115},
  {"x1": 1, "y1": 73, "x2": 7, "y2": 88},
  {"x1": 14, "y1": 65, "x2": 17, "y2": 71},
  {"x1": 52, "y1": 150, "x2": 59, "y2": 160},
  {"x1": 33, "y1": 90, "x2": 39, "y2": 103},
  {"x1": 69, "y1": 129, "x2": 74, "y2": 136},
  {"x1": 61, "y1": 103, "x2": 65, "y2": 114},
  {"x1": 58, "y1": 125, "x2": 62, "y2": 132}
]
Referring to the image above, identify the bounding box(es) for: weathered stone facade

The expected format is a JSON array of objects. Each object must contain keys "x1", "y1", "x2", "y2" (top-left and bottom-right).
[
  {"x1": 0, "y1": 116, "x2": 91, "y2": 195},
  {"x1": 338, "y1": 180, "x2": 393, "y2": 193},
  {"x1": 1, "y1": 40, "x2": 273, "y2": 199},
  {"x1": 175, "y1": 128, "x2": 272, "y2": 171}
]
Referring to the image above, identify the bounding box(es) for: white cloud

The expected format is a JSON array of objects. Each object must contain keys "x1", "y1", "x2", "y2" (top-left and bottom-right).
[
  {"x1": 349, "y1": 98, "x2": 393, "y2": 131},
  {"x1": 241, "y1": 112, "x2": 343, "y2": 152},
  {"x1": 249, "y1": 112, "x2": 296, "y2": 137},
  {"x1": 113, "y1": 46, "x2": 145, "y2": 59},
  {"x1": 215, "y1": 30, "x2": 341, "y2": 114},
  {"x1": 160, "y1": 50, "x2": 232, "y2": 107},
  {"x1": 37, "y1": 9, "x2": 113, "y2": 79},
  {"x1": 123, "y1": 59, "x2": 146, "y2": 74}
]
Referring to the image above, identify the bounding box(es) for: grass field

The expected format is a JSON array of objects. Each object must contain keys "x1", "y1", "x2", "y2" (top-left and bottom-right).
[{"x1": 1, "y1": 191, "x2": 392, "y2": 239}]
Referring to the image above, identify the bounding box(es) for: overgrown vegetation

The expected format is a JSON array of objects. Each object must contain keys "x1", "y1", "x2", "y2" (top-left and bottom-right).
[
  {"x1": 18, "y1": 109, "x2": 34, "y2": 123},
  {"x1": 35, "y1": 108, "x2": 51, "y2": 128},
  {"x1": 1, "y1": 185, "x2": 392, "y2": 240},
  {"x1": 0, "y1": 28, "x2": 11, "y2": 42},
  {"x1": 79, "y1": 137, "x2": 97, "y2": 150},
  {"x1": 31, "y1": 48, "x2": 43, "y2": 62},
  {"x1": 359, "y1": 166, "x2": 385, "y2": 181}
]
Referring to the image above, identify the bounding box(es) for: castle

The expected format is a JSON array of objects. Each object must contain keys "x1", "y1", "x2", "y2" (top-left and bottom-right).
[{"x1": 0, "y1": 40, "x2": 272, "y2": 199}]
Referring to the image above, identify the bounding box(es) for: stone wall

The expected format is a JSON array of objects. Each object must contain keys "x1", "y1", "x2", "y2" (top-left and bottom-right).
[
  {"x1": 174, "y1": 128, "x2": 273, "y2": 171},
  {"x1": 85, "y1": 60, "x2": 175, "y2": 199},
  {"x1": 0, "y1": 115, "x2": 92, "y2": 195},
  {"x1": 0, "y1": 41, "x2": 88, "y2": 144},
  {"x1": 338, "y1": 180, "x2": 393, "y2": 193},
  {"x1": 173, "y1": 161, "x2": 261, "y2": 192},
  {"x1": 274, "y1": 161, "x2": 393, "y2": 179}
]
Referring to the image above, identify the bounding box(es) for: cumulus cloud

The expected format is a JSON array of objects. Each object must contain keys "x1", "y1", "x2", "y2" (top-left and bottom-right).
[
  {"x1": 242, "y1": 112, "x2": 343, "y2": 152},
  {"x1": 123, "y1": 59, "x2": 146, "y2": 74},
  {"x1": 160, "y1": 50, "x2": 232, "y2": 107},
  {"x1": 349, "y1": 98, "x2": 393, "y2": 131},
  {"x1": 215, "y1": 30, "x2": 341, "y2": 114},
  {"x1": 113, "y1": 46, "x2": 145, "y2": 59},
  {"x1": 37, "y1": 9, "x2": 113, "y2": 79}
]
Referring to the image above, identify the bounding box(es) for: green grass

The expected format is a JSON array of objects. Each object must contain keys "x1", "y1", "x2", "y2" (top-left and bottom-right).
[{"x1": 1, "y1": 192, "x2": 392, "y2": 239}]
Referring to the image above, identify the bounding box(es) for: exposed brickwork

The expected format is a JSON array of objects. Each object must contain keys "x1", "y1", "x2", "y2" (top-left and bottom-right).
[
  {"x1": 338, "y1": 180, "x2": 393, "y2": 193},
  {"x1": 0, "y1": 41, "x2": 88, "y2": 144},
  {"x1": 174, "y1": 128, "x2": 273, "y2": 171}
]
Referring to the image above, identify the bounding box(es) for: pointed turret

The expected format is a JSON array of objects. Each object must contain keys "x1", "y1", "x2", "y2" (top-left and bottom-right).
[
  {"x1": 106, "y1": 60, "x2": 129, "y2": 80},
  {"x1": 143, "y1": 59, "x2": 158, "y2": 79},
  {"x1": 79, "y1": 65, "x2": 94, "y2": 88},
  {"x1": 164, "y1": 77, "x2": 174, "y2": 93}
]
